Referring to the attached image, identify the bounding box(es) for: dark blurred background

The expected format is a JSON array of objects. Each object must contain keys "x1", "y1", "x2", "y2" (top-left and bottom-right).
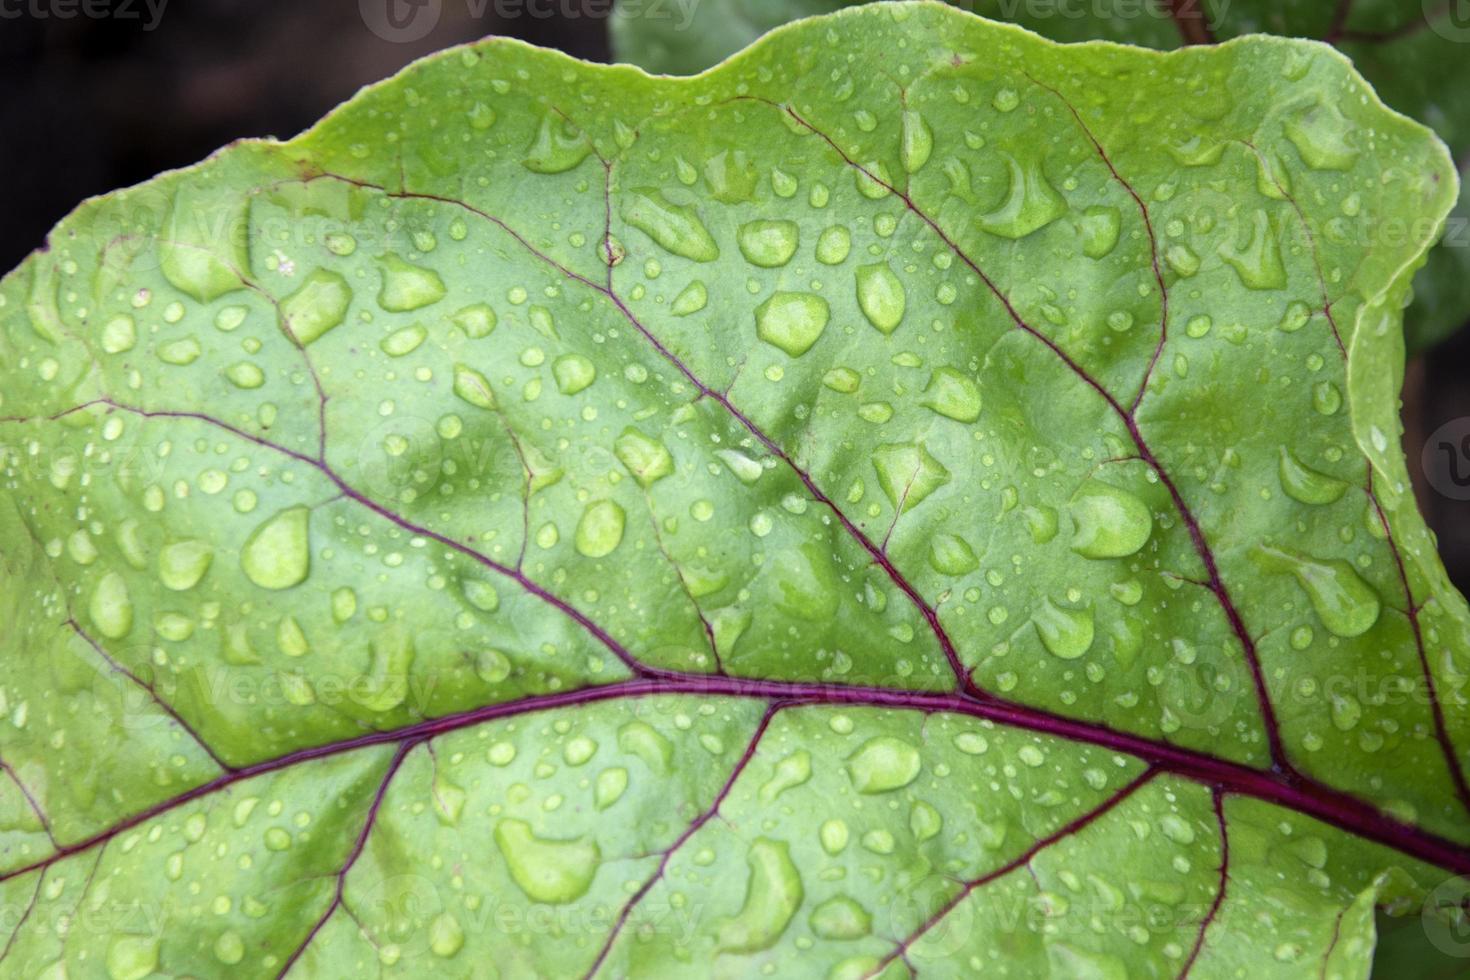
[{"x1": 2, "y1": 0, "x2": 1468, "y2": 592}]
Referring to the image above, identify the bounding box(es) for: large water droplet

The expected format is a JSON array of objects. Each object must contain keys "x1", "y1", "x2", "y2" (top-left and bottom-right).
[
  {"x1": 846, "y1": 736, "x2": 921, "y2": 793},
  {"x1": 809, "y1": 895, "x2": 872, "y2": 940},
  {"x1": 755, "y1": 292, "x2": 829, "y2": 357},
  {"x1": 738, "y1": 220, "x2": 799, "y2": 268},
  {"x1": 1069, "y1": 480, "x2": 1153, "y2": 559},
  {"x1": 901, "y1": 108, "x2": 933, "y2": 173},
  {"x1": 716, "y1": 838, "x2": 803, "y2": 953},
  {"x1": 241, "y1": 506, "x2": 311, "y2": 590},
  {"x1": 614, "y1": 428, "x2": 674, "y2": 487},
  {"x1": 158, "y1": 539, "x2": 213, "y2": 591},
  {"x1": 770, "y1": 544, "x2": 840, "y2": 621},
  {"x1": 1033, "y1": 598, "x2": 1095, "y2": 659},
  {"x1": 621, "y1": 188, "x2": 719, "y2": 262},
  {"x1": 1278, "y1": 448, "x2": 1347, "y2": 505},
  {"x1": 921, "y1": 367, "x2": 981, "y2": 422},
  {"x1": 106, "y1": 936, "x2": 160, "y2": 980},
  {"x1": 89, "y1": 571, "x2": 134, "y2": 639},
  {"x1": 1284, "y1": 99, "x2": 1359, "y2": 171},
  {"x1": 494, "y1": 819, "x2": 600, "y2": 904},
  {"x1": 522, "y1": 114, "x2": 592, "y2": 174},
  {"x1": 453, "y1": 363, "x2": 497, "y2": 410},
  {"x1": 575, "y1": 500, "x2": 625, "y2": 558},
  {"x1": 872, "y1": 443, "x2": 950, "y2": 512},
  {"x1": 758, "y1": 750, "x2": 812, "y2": 804},
  {"x1": 377, "y1": 254, "x2": 446, "y2": 312},
  {"x1": 1252, "y1": 546, "x2": 1381, "y2": 638},
  {"x1": 928, "y1": 533, "x2": 979, "y2": 576},
  {"x1": 279, "y1": 269, "x2": 351, "y2": 346},
  {"x1": 1219, "y1": 211, "x2": 1286, "y2": 291},
  {"x1": 980, "y1": 154, "x2": 1067, "y2": 239},
  {"x1": 856, "y1": 262, "x2": 906, "y2": 335}
]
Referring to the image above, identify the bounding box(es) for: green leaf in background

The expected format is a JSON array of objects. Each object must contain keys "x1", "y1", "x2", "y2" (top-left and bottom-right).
[
  {"x1": 1, "y1": 3, "x2": 1468, "y2": 976},
  {"x1": 613, "y1": 0, "x2": 1470, "y2": 353}
]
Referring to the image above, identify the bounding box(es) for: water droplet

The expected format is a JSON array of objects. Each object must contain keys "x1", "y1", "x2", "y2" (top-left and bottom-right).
[
  {"x1": 717, "y1": 838, "x2": 803, "y2": 953},
  {"x1": 1284, "y1": 99, "x2": 1359, "y2": 171},
  {"x1": 522, "y1": 114, "x2": 592, "y2": 174},
  {"x1": 1220, "y1": 211, "x2": 1286, "y2": 291},
  {"x1": 770, "y1": 544, "x2": 840, "y2": 621},
  {"x1": 810, "y1": 896, "x2": 872, "y2": 940},
  {"x1": 759, "y1": 750, "x2": 812, "y2": 804},
  {"x1": 158, "y1": 539, "x2": 213, "y2": 591},
  {"x1": 450, "y1": 303, "x2": 497, "y2": 339},
  {"x1": 928, "y1": 533, "x2": 979, "y2": 576},
  {"x1": 158, "y1": 337, "x2": 201, "y2": 366},
  {"x1": 704, "y1": 149, "x2": 759, "y2": 203},
  {"x1": 381, "y1": 323, "x2": 428, "y2": 357},
  {"x1": 106, "y1": 936, "x2": 160, "y2": 980},
  {"x1": 846, "y1": 736, "x2": 921, "y2": 793},
  {"x1": 574, "y1": 500, "x2": 625, "y2": 558},
  {"x1": 614, "y1": 428, "x2": 673, "y2": 486},
  {"x1": 453, "y1": 364, "x2": 497, "y2": 410},
  {"x1": 738, "y1": 220, "x2": 799, "y2": 268},
  {"x1": 855, "y1": 262, "x2": 906, "y2": 335},
  {"x1": 1033, "y1": 598, "x2": 1095, "y2": 659},
  {"x1": 226, "y1": 361, "x2": 265, "y2": 389},
  {"x1": 618, "y1": 720, "x2": 673, "y2": 772},
  {"x1": 377, "y1": 254, "x2": 446, "y2": 312},
  {"x1": 494, "y1": 819, "x2": 600, "y2": 904},
  {"x1": 241, "y1": 506, "x2": 311, "y2": 591},
  {"x1": 820, "y1": 819, "x2": 849, "y2": 855},
  {"x1": 816, "y1": 226, "x2": 851, "y2": 265},
  {"x1": 1080, "y1": 206, "x2": 1121, "y2": 259},
  {"x1": 1069, "y1": 480, "x2": 1153, "y2": 559},
  {"x1": 672, "y1": 280, "x2": 708, "y2": 316},
  {"x1": 280, "y1": 269, "x2": 351, "y2": 346},
  {"x1": 1278, "y1": 448, "x2": 1347, "y2": 505},
  {"x1": 476, "y1": 649, "x2": 511, "y2": 683},
  {"x1": 595, "y1": 766, "x2": 628, "y2": 810},
  {"x1": 622, "y1": 188, "x2": 719, "y2": 262},
  {"x1": 756, "y1": 292, "x2": 829, "y2": 357},
  {"x1": 1252, "y1": 546, "x2": 1381, "y2": 637},
  {"x1": 102, "y1": 314, "x2": 137, "y2": 354},
  {"x1": 214, "y1": 931, "x2": 245, "y2": 965},
  {"x1": 980, "y1": 154, "x2": 1067, "y2": 239},
  {"x1": 553, "y1": 354, "x2": 597, "y2": 395},
  {"x1": 901, "y1": 108, "x2": 933, "y2": 173},
  {"x1": 89, "y1": 571, "x2": 134, "y2": 639},
  {"x1": 920, "y1": 367, "x2": 981, "y2": 423},
  {"x1": 429, "y1": 912, "x2": 465, "y2": 958},
  {"x1": 910, "y1": 800, "x2": 943, "y2": 841},
  {"x1": 872, "y1": 443, "x2": 950, "y2": 514}
]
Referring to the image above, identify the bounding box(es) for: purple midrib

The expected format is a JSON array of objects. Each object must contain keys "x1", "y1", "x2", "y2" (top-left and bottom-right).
[{"x1": 3, "y1": 673, "x2": 1468, "y2": 886}]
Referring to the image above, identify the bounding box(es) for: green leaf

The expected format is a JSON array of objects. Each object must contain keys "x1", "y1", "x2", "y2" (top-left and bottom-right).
[
  {"x1": 0, "y1": 4, "x2": 1467, "y2": 977},
  {"x1": 614, "y1": 0, "x2": 1470, "y2": 352}
]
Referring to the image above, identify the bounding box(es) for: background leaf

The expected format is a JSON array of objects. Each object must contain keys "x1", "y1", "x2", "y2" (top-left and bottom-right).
[{"x1": 1, "y1": 3, "x2": 1468, "y2": 976}]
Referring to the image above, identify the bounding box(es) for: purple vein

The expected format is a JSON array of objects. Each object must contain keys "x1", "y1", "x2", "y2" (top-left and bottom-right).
[
  {"x1": 871, "y1": 769, "x2": 1158, "y2": 974},
  {"x1": 1179, "y1": 789, "x2": 1230, "y2": 978},
  {"x1": 3, "y1": 675, "x2": 1470, "y2": 887},
  {"x1": 29, "y1": 398, "x2": 668, "y2": 682},
  {"x1": 778, "y1": 103, "x2": 1291, "y2": 772},
  {"x1": 0, "y1": 757, "x2": 55, "y2": 847},
  {"x1": 274, "y1": 739, "x2": 419, "y2": 979},
  {"x1": 1023, "y1": 75, "x2": 1172, "y2": 416},
  {"x1": 582, "y1": 704, "x2": 779, "y2": 979},
  {"x1": 0, "y1": 868, "x2": 44, "y2": 967},
  {"x1": 302, "y1": 170, "x2": 983, "y2": 702},
  {"x1": 66, "y1": 617, "x2": 234, "y2": 772},
  {"x1": 1242, "y1": 137, "x2": 1470, "y2": 815}
]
